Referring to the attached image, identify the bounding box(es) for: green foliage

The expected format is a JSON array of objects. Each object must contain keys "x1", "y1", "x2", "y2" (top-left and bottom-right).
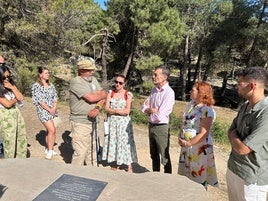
[
  {"x1": 10, "y1": 58, "x2": 36, "y2": 97},
  {"x1": 169, "y1": 112, "x2": 182, "y2": 136},
  {"x1": 212, "y1": 121, "x2": 229, "y2": 145},
  {"x1": 129, "y1": 0, "x2": 185, "y2": 56},
  {"x1": 0, "y1": 0, "x2": 267, "y2": 106},
  {"x1": 142, "y1": 80, "x2": 154, "y2": 95},
  {"x1": 130, "y1": 108, "x2": 148, "y2": 125},
  {"x1": 135, "y1": 55, "x2": 163, "y2": 71}
]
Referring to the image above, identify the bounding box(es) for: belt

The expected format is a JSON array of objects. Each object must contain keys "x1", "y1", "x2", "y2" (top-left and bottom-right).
[{"x1": 149, "y1": 122, "x2": 167, "y2": 126}]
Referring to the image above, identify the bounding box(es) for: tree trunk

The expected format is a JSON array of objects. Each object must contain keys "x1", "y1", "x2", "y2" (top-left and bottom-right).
[
  {"x1": 247, "y1": 0, "x2": 267, "y2": 67},
  {"x1": 203, "y1": 55, "x2": 212, "y2": 81},
  {"x1": 123, "y1": 27, "x2": 136, "y2": 77},
  {"x1": 101, "y1": 29, "x2": 108, "y2": 89},
  {"x1": 181, "y1": 35, "x2": 189, "y2": 101},
  {"x1": 193, "y1": 45, "x2": 203, "y2": 82}
]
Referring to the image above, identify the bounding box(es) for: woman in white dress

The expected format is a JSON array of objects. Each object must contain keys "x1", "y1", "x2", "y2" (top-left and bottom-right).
[{"x1": 102, "y1": 74, "x2": 137, "y2": 172}]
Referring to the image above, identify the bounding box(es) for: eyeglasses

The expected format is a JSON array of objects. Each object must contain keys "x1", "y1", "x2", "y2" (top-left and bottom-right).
[{"x1": 115, "y1": 81, "x2": 124, "y2": 85}]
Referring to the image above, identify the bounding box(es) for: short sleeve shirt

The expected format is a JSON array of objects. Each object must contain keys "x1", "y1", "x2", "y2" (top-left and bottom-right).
[
  {"x1": 69, "y1": 76, "x2": 103, "y2": 124},
  {"x1": 182, "y1": 100, "x2": 216, "y2": 145},
  {"x1": 228, "y1": 97, "x2": 268, "y2": 185}
]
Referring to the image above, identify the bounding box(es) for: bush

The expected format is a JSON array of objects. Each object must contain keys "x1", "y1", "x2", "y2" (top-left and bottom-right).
[
  {"x1": 169, "y1": 112, "x2": 182, "y2": 136},
  {"x1": 130, "y1": 108, "x2": 148, "y2": 125},
  {"x1": 142, "y1": 80, "x2": 154, "y2": 95},
  {"x1": 212, "y1": 121, "x2": 229, "y2": 144}
]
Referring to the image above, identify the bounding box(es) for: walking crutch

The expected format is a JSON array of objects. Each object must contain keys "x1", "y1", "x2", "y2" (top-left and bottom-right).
[{"x1": 92, "y1": 118, "x2": 101, "y2": 167}]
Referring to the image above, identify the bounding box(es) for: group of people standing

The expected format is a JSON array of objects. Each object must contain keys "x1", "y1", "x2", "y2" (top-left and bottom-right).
[
  {"x1": 0, "y1": 54, "x2": 267, "y2": 201},
  {"x1": 142, "y1": 66, "x2": 218, "y2": 188},
  {"x1": 0, "y1": 56, "x2": 59, "y2": 160},
  {"x1": 69, "y1": 59, "x2": 137, "y2": 172}
]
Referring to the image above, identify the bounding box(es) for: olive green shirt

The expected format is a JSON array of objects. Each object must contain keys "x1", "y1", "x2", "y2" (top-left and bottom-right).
[
  {"x1": 228, "y1": 96, "x2": 268, "y2": 185},
  {"x1": 69, "y1": 76, "x2": 103, "y2": 125}
]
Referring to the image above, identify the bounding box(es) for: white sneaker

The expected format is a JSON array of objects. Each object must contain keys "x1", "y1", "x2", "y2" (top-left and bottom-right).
[
  {"x1": 45, "y1": 150, "x2": 53, "y2": 160},
  {"x1": 44, "y1": 149, "x2": 58, "y2": 156}
]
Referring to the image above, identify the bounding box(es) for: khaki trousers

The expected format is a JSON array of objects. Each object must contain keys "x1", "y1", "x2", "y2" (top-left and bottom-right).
[
  {"x1": 227, "y1": 168, "x2": 268, "y2": 201},
  {"x1": 70, "y1": 121, "x2": 96, "y2": 166}
]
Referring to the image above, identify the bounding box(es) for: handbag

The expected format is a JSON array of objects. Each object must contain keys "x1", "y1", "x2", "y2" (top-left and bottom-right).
[
  {"x1": 104, "y1": 119, "x2": 109, "y2": 135},
  {"x1": 53, "y1": 115, "x2": 62, "y2": 128}
]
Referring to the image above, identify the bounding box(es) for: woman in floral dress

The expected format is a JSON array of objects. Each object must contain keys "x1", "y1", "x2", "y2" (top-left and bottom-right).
[
  {"x1": 102, "y1": 74, "x2": 137, "y2": 172},
  {"x1": 178, "y1": 81, "x2": 218, "y2": 188},
  {"x1": 32, "y1": 66, "x2": 58, "y2": 159},
  {"x1": 0, "y1": 63, "x2": 27, "y2": 158}
]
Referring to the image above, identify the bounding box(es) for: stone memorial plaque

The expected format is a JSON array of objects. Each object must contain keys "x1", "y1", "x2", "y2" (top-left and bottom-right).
[{"x1": 33, "y1": 174, "x2": 107, "y2": 201}]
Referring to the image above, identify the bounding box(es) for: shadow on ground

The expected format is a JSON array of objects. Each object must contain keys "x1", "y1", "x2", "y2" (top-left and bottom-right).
[
  {"x1": 37, "y1": 129, "x2": 150, "y2": 173},
  {"x1": 101, "y1": 160, "x2": 149, "y2": 173},
  {"x1": 35, "y1": 130, "x2": 47, "y2": 147},
  {"x1": 0, "y1": 184, "x2": 7, "y2": 199},
  {"x1": 58, "y1": 130, "x2": 73, "y2": 164}
]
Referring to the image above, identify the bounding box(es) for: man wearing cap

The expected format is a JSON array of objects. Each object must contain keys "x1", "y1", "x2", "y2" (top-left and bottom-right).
[{"x1": 69, "y1": 58, "x2": 106, "y2": 166}]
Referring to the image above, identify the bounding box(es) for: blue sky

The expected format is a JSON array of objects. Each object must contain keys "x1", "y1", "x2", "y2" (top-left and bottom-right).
[{"x1": 94, "y1": 0, "x2": 107, "y2": 10}]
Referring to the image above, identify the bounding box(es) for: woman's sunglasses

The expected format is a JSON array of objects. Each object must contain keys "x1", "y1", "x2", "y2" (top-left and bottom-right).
[
  {"x1": 4, "y1": 75, "x2": 12, "y2": 80},
  {"x1": 115, "y1": 81, "x2": 124, "y2": 85}
]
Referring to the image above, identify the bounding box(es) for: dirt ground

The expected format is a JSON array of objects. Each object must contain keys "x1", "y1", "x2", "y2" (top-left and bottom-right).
[{"x1": 21, "y1": 98, "x2": 230, "y2": 201}]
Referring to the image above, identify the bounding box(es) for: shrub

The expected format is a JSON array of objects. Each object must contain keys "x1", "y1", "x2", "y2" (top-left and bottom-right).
[
  {"x1": 169, "y1": 112, "x2": 182, "y2": 136},
  {"x1": 212, "y1": 121, "x2": 229, "y2": 144},
  {"x1": 130, "y1": 108, "x2": 148, "y2": 125}
]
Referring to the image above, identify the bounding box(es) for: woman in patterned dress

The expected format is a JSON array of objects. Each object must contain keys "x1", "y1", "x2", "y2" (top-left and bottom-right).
[
  {"x1": 32, "y1": 66, "x2": 58, "y2": 159},
  {"x1": 0, "y1": 63, "x2": 28, "y2": 158},
  {"x1": 178, "y1": 81, "x2": 218, "y2": 189},
  {"x1": 102, "y1": 75, "x2": 137, "y2": 172}
]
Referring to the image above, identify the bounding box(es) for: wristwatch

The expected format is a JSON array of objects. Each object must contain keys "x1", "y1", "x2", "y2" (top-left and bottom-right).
[{"x1": 95, "y1": 105, "x2": 101, "y2": 110}]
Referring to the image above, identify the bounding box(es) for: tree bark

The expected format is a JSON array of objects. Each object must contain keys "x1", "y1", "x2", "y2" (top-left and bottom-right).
[
  {"x1": 101, "y1": 29, "x2": 108, "y2": 89},
  {"x1": 123, "y1": 27, "x2": 136, "y2": 77},
  {"x1": 181, "y1": 35, "x2": 189, "y2": 101},
  {"x1": 247, "y1": 0, "x2": 267, "y2": 67}
]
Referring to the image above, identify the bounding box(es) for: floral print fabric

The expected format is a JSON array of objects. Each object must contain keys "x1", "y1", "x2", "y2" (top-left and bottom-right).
[
  {"x1": 0, "y1": 106, "x2": 27, "y2": 158},
  {"x1": 102, "y1": 93, "x2": 138, "y2": 165},
  {"x1": 32, "y1": 82, "x2": 58, "y2": 123},
  {"x1": 178, "y1": 100, "x2": 218, "y2": 187}
]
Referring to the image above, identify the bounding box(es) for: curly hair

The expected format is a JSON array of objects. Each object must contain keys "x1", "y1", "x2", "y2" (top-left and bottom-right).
[{"x1": 194, "y1": 81, "x2": 215, "y2": 106}]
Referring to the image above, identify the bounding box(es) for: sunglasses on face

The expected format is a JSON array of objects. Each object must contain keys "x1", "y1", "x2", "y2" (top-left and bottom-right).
[
  {"x1": 4, "y1": 75, "x2": 12, "y2": 80},
  {"x1": 115, "y1": 81, "x2": 124, "y2": 85}
]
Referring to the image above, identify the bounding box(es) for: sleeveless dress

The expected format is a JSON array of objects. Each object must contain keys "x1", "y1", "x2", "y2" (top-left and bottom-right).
[
  {"x1": 102, "y1": 92, "x2": 138, "y2": 166},
  {"x1": 178, "y1": 100, "x2": 218, "y2": 187}
]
